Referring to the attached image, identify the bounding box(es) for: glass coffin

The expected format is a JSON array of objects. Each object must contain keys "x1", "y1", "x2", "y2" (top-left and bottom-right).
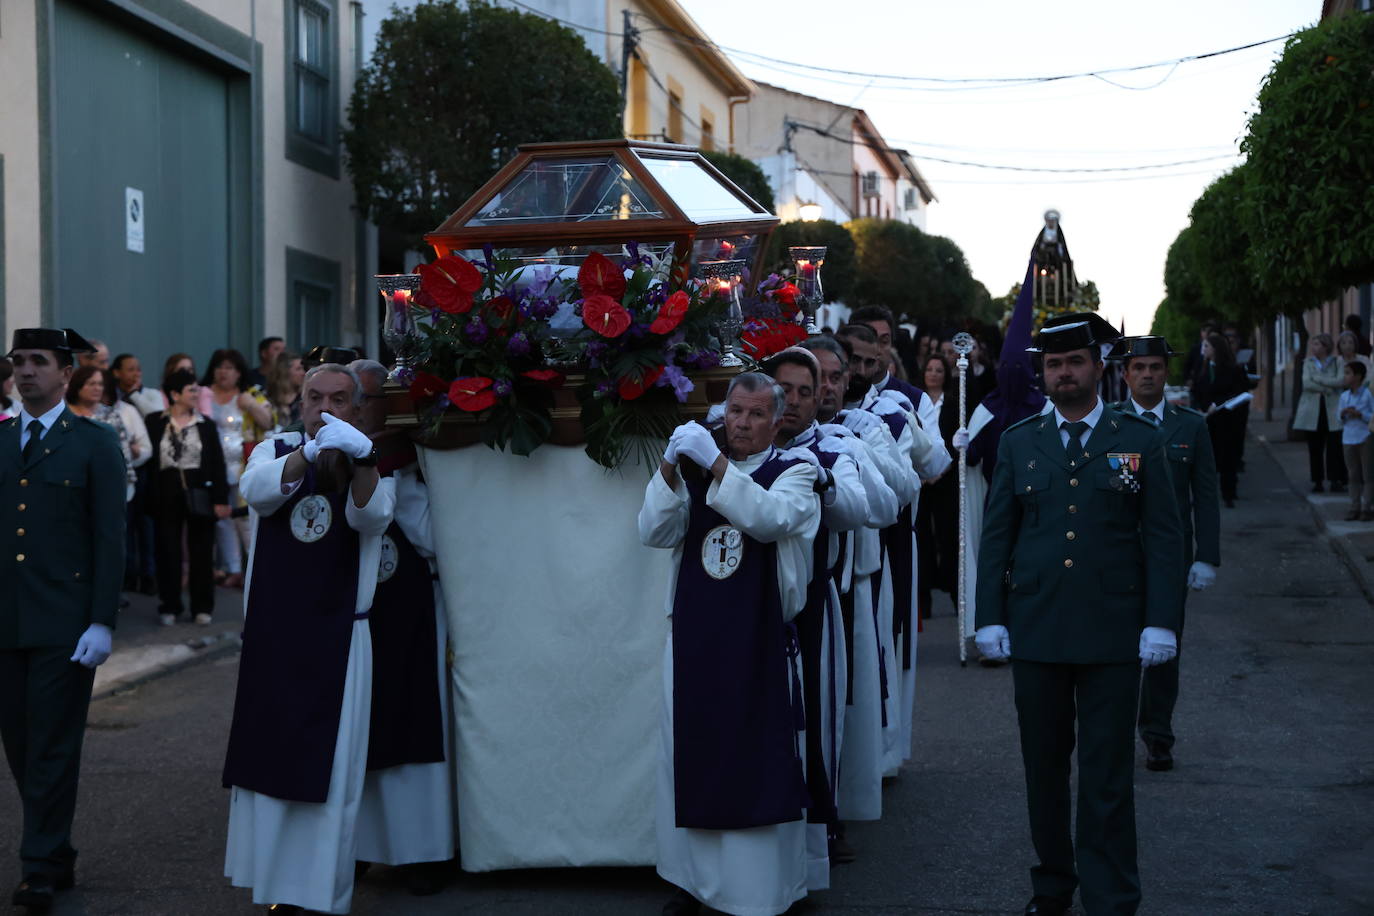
[{"x1": 427, "y1": 140, "x2": 778, "y2": 280}]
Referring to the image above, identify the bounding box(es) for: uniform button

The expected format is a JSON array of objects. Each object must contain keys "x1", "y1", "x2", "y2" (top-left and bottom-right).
[
  {"x1": 1064, "y1": 558, "x2": 1073, "y2": 568},
  {"x1": 64, "y1": 480, "x2": 70, "y2": 486},
  {"x1": 1069, "y1": 460, "x2": 1076, "y2": 467},
  {"x1": 1025, "y1": 485, "x2": 1032, "y2": 492},
  {"x1": 16, "y1": 554, "x2": 24, "y2": 562},
  {"x1": 74, "y1": 572, "x2": 81, "y2": 580},
  {"x1": 1066, "y1": 531, "x2": 1076, "y2": 540},
  {"x1": 19, "y1": 479, "x2": 27, "y2": 487},
  {"x1": 1069, "y1": 478, "x2": 1079, "y2": 487},
  {"x1": 17, "y1": 503, "x2": 25, "y2": 511},
  {"x1": 16, "y1": 529, "x2": 24, "y2": 537},
  {"x1": 1068, "y1": 504, "x2": 1077, "y2": 513}
]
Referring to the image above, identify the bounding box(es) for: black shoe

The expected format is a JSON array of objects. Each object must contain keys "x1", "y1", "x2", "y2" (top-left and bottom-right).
[
  {"x1": 979, "y1": 657, "x2": 1008, "y2": 668},
  {"x1": 11, "y1": 869, "x2": 71, "y2": 911},
  {"x1": 1144, "y1": 739, "x2": 1174, "y2": 771},
  {"x1": 138, "y1": 574, "x2": 158, "y2": 596},
  {"x1": 1224, "y1": 498, "x2": 1236, "y2": 508},
  {"x1": 1332, "y1": 481, "x2": 1348, "y2": 493},
  {"x1": 402, "y1": 861, "x2": 448, "y2": 896},
  {"x1": 1024, "y1": 895, "x2": 1072, "y2": 915},
  {"x1": 828, "y1": 829, "x2": 856, "y2": 865},
  {"x1": 662, "y1": 886, "x2": 702, "y2": 915},
  {"x1": 1313, "y1": 482, "x2": 1325, "y2": 493},
  {"x1": 354, "y1": 860, "x2": 372, "y2": 881}
]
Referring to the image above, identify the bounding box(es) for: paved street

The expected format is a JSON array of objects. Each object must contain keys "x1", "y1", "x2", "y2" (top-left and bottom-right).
[{"x1": 3, "y1": 430, "x2": 1373, "y2": 915}]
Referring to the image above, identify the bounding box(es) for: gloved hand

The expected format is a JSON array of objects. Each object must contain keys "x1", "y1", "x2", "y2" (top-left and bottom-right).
[
  {"x1": 975, "y1": 624, "x2": 1011, "y2": 661},
  {"x1": 839, "y1": 409, "x2": 882, "y2": 436},
  {"x1": 313, "y1": 412, "x2": 374, "y2": 460},
  {"x1": 301, "y1": 434, "x2": 321, "y2": 463},
  {"x1": 1187, "y1": 561, "x2": 1216, "y2": 591},
  {"x1": 664, "y1": 423, "x2": 699, "y2": 465},
  {"x1": 704, "y1": 402, "x2": 726, "y2": 427},
  {"x1": 791, "y1": 447, "x2": 821, "y2": 472},
  {"x1": 1139, "y1": 627, "x2": 1178, "y2": 667},
  {"x1": 71, "y1": 623, "x2": 113, "y2": 669},
  {"x1": 952, "y1": 428, "x2": 970, "y2": 450},
  {"x1": 675, "y1": 423, "x2": 722, "y2": 470},
  {"x1": 877, "y1": 388, "x2": 914, "y2": 414},
  {"x1": 817, "y1": 435, "x2": 854, "y2": 456}
]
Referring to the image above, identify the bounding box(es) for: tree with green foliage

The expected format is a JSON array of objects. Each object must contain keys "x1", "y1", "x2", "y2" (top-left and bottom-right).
[
  {"x1": 846, "y1": 219, "x2": 982, "y2": 323},
  {"x1": 344, "y1": 0, "x2": 623, "y2": 252},
  {"x1": 761, "y1": 219, "x2": 855, "y2": 303},
  {"x1": 1241, "y1": 11, "x2": 1374, "y2": 308},
  {"x1": 1149, "y1": 297, "x2": 1202, "y2": 385},
  {"x1": 1188, "y1": 165, "x2": 1271, "y2": 328},
  {"x1": 701, "y1": 151, "x2": 775, "y2": 213},
  {"x1": 1162, "y1": 226, "x2": 1210, "y2": 322}
]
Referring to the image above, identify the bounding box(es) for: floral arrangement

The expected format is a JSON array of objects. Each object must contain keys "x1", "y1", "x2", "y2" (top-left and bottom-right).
[
  {"x1": 404, "y1": 245, "x2": 742, "y2": 467},
  {"x1": 739, "y1": 272, "x2": 807, "y2": 361}
]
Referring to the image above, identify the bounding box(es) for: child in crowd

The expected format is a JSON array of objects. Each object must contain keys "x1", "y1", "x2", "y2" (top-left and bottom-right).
[{"x1": 1338, "y1": 361, "x2": 1374, "y2": 520}]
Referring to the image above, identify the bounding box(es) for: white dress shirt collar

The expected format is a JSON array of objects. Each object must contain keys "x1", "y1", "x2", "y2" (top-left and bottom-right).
[
  {"x1": 1052, "y1": 397, "x2": 1104, "y2": 435},
  {"x1": 19, "y1": 400, "x2": 68, "y2": 437},
  {"x1": 1130, "y1": 398, "x2": 1166, "y2": 425}
]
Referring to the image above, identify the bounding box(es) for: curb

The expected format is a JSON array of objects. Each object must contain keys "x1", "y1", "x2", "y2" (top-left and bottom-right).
[
  {"x1": 1252, "y1": 432, "x2": 1374, "y2": 607},
  {"x1": 93, "y1": 631, "x2": 242, "y2": 701}
]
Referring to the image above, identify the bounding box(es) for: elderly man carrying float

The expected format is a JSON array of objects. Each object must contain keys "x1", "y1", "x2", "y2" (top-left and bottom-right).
[
  {"x1": 222, "y1": 362, "x2": 395, "y2": 915},
  {"x1": 639, "y1": 371, "x2": 820, "y2": 916}
]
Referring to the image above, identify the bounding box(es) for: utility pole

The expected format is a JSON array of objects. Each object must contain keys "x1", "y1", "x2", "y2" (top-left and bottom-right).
[{"x1": 620, "y1": 9, "x2": 637, "y2": 126}]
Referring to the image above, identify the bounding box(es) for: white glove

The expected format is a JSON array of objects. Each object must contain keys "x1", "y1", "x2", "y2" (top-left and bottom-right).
[
  {"x1": 1187, "y1": 561, "x2": 1216, "y2": 591},
  {"x1": 313, "y1": 412, "x2": 374, "y2": 459},
  {"x1": 301, "y1": 435, "x2": 321, "y2": 463},
  {"x1": 675, "y1": 423, "x2": 722, "y2": 469},
  {"x1": 975, "y1": 624, "x2": 1011, "y2": 661},
  {"x1": 877, "y1": 388, "x2": 914, "y2": 414},
  {"x1": 817, "y1": 435, "x2": 853, "y2": 456},
  {"x1": 839, "y1": 409, "x2": 882, "y2": 436},
  {"x1": 871, "y1": 397, "x2": 903, "y2": 418},
  {"x1": 792, "y1": 447, "x2": 821, "y2": 472},
  {"x1": 1139, "y1": 627, "x2": 1178, "y2": 667},
  {"x1": 952, "y1": 428, "x2": 970, "y2": 450},
  {"x1": 704, "y1": 402, "x2": 726, "y2": 427},
  {"x1": 71, "y1": 623, "x2": 113, "y2": 668}
]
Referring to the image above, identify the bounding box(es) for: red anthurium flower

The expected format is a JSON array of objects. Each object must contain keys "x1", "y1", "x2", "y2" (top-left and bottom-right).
[
  {"x1": 448, "y1": 376, "x2": 497, "y2": 412},
  {"x1": 649, "y1": 290, "x2": 690, "y2": 334},
  {"x1": 418, "y1": 255, "x2": 483, "y2": 314},
  {"x1": 521, "y1": 369, "x2": 565, "y2": 388},
  {"x1": 577, "y1": 252, "x2": 627, "y2": 301},
  {"x1": 773, "y1": 282, "x2": 800, "y2": 307},
  {"x1": 618, "y1": 365, "x2": 664, "y2": 401},
  {"x1": 582, "y1": 294, "x2": 632, "y2": 338},
  {"x1": 408, "y1": 371, "x2": 448, "y2": 401},
  {"x1": 742, "y1": 318, "x2": 806, "y2": 359},
  {"x1": 488, "y1": 295, "x2": 514, "y2": 320}
]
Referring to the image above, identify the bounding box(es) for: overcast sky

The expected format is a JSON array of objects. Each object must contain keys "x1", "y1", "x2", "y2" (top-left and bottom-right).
[{"x1": 678, "y1": 0, "x2": 1320, "y2": 332}]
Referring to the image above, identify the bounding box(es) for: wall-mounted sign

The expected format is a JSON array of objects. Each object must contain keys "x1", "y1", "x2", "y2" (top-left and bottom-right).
[{"x1": 125, "y1": 187, "x2": 144, "y2": 253}]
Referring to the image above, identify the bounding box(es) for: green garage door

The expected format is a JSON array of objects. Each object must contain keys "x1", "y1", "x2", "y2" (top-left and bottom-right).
[{"x1": 52, "y1": 0, "x2": 239, "y2": 373}]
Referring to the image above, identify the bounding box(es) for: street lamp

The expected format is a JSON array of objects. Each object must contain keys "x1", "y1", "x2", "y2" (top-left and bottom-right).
[{"x1": 798, "y1": 200, "x2": 823, "y2": 223}]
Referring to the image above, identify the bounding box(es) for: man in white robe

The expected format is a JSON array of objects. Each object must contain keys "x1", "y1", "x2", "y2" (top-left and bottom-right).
[
  {"x1": 639, "y1": 372, "x2": 819, "y2": 916},
  {"x1": 223, "y1": 363, "x2": 395, "y2": 915}
]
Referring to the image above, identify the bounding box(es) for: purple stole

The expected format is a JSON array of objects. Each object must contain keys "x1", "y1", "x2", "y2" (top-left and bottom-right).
[
  {"x1": 366, "y1": 514, "x2": 444, "y2": 771},
  {"x1": 672, "y1": 450, "x2": 808, "y2": 830},
  {"x1": 222, "y1": 439, "x2": 361, "y2": 803},
  {"x1": 792, "y1": 436, "x2": 843, "y2": 827}
]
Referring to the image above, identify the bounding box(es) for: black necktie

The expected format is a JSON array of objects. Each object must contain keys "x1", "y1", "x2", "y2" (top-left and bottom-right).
[
  {"x1": 1145, "y1": 410, "x2": 1161, "y2": 427},
  {"x1": 21, "y1": 420, "x2": 43, "y2": 463},
  {"x1": 1062, "y1": 420, "x2": 1088, "y2": 462}
]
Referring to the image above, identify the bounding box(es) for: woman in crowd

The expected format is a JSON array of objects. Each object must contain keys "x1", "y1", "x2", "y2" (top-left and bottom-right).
[
  {"x1": 915, "y1": 353, "x2": 957, "y2": 619},
  {"x1": 146, "y1": 370, "x2": 229, "y2": 625},
  {"x1": 265, "y1": 349, "x2": 305, "y2": 432},
  {"x1": 66, "y1": 367, "x2": 145, "y2": 502},
  {"x1": 163, "y1": 352, "x2": 195, "y2": 384},
  {"x1": 1191, "y1": 333, "x2": 1254, "y2": 508},
  {"x1": 198, "y1": 348, "x2": 272, "y2": 588},
  {"x1": 1294, "y1": 332, "x2": 1347, "y2": 494},
  {"x1": 0, "y1": 358, "x2": 16, "y2": 421},
  {"x1": 1338, "y1": 330, "x2": 1373, "y2": 388}
]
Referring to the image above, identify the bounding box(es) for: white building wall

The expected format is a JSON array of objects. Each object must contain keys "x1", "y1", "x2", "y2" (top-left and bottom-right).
[{"x1": 0, "y1": 1, "x2": 44, "y2": 333}]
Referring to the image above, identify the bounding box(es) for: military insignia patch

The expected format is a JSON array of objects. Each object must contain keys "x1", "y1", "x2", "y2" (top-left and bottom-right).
[{"x1": 1107, "y1": 452, "x2": 1142, "y2": 493}]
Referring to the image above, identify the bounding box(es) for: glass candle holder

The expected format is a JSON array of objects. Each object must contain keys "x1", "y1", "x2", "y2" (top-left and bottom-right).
[
  {"x1": 376, "y1": 273, "x2": 423, "y2": 382},
  {"x1": 788, "y1": 246, "x2": 827, "y2": 334},
  {"x1": 699, "y1": 259, "x2": 747, "y2": 368}
]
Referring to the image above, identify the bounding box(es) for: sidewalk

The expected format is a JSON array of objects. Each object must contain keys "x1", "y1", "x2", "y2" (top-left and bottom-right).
[
  {"x1": 94, "y1": 580, "x2": 242, "y2": 699},
  {"x1": 1249, "y1": 408, "x2": 1374, "y2": 602}
]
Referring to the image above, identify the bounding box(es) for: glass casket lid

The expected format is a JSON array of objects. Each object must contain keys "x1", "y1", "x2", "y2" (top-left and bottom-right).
[
  {"x1": 465, "y1": 156, "x2": 667, "y2": 226},
  {"x1": 635, "y1": 153, "x2": 763, "y2": 222}
]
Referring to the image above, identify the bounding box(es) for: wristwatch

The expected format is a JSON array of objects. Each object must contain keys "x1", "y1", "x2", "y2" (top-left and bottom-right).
[{"x1": 353, "y1": 446, "x2": 379, "y2": 468}]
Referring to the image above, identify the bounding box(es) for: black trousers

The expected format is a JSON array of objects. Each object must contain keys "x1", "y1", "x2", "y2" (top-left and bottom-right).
[
  {"x1": 0, "y1": 647, "x2": 96, "y2": 877},
  {"x1": 153, "y1": 473, "x2": 215, "y2": 616},
  {"x1": 1013, "y1": 659, "x2": 1142, "y2": 915},
  {"x1": 1138, "y1": 592, "x2": 1187, "y2": 750},
  {"x1": 1307, "y1": 408, "x2": 1346, "y2": 485},
  {"x1": 1207, "y1": 413, "x2": 1244, "y2": 501}
]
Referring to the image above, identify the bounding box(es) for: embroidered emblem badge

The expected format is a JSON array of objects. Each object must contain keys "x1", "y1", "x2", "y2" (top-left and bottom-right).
[
  {"x1": 377, "y1": 534, "x2": 398, "y2": 582},
  {"x1": 702, "y1": 525, "x2": 744, "y2": 580},
  {"x1": 290, "y1": 494, "x2": 332, "y2": 543}
]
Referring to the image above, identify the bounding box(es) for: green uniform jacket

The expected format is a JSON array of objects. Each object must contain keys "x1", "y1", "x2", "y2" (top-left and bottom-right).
[
  {"x1": 975, "y1": 404, "x2": 1185, "y2": 664},
  {"x1": 1112, "y1": 401, "x2": 1221, "y2": 568},
  {"x1": 0, "y1": 409, "x2": 127, "y2": 648}
]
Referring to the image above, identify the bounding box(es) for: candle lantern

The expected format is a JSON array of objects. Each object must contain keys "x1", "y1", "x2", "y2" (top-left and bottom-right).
[
  {"x1": 788, "y1": 246, "x2": 827, "y2": 334},
  {"x1": 699, "y1": 258, "x2": 746, "y2": 368},
  {"x1": 376, "y1": 273, "x2": 424, "y2": 382}
]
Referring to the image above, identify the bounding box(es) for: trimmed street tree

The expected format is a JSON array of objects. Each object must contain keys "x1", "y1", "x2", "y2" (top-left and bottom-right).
[{"x1": 701, "y1": 151, "x2": 776, "y2": 213}]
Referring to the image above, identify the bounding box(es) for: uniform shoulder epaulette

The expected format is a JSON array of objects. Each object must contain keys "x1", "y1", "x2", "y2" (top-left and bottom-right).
[
  {"x1": 1117, "y1": 410, "x2": 1156, "y2": 427},
  {"x1": 1005, "y1": 412, "x2": 1045, "y2": 434},
  {"x1": 1174, "y1": 404, "x2": 1206, "y2": 418}
]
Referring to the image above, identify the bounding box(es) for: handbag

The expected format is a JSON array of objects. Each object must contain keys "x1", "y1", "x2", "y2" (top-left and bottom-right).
[{"x1": 180, "y1": 469, "x2": 215, "y2": 519}]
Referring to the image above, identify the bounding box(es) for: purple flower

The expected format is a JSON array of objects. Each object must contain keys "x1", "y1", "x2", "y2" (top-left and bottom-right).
[
  {"x1": 493, "y1": 379, "x2": 513, "y2": 398},
  {"x1": 682, "y1": 349, "x2": 720, "y2": 370},
  {"x1": 658, "y1": 364, "x2": 694, "y2": 402},
  {"x1": 464, "y1": 317, "x2": 488, "y2": 344},
  {"x1": 585, "y1": 340, "x2": 608, "y2": 361},
  {"x1": 594, "y1": 379, "x2": 615, "y2": 397},
  {"x1": 482, "y1": 243, "x2": 496, "y2": 272},
  {"x1": 507, "y1": 331, "x2": 531, "y2": 357}
]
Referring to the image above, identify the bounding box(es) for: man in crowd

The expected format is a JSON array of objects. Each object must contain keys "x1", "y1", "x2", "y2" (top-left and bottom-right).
[
  {"x1": 976, "y1": 320, "x2": 1185, "y2": 916},
  {"x1": 348, "y1": 359, "x2": 454, "y2": 895},
  {"x1": 222, "y1": 363, "x2": 394, "y2": 915},
  {"x1": 1, "y1": 328, "x2": 126, "y2": 911},
  {"x1": 764, "y1": 348, "x2": 871, "y2": 890},
  {"x1": 639, "y1": 372, "x2": 818, "y2": 916},
  {"x1": 246, "y1": 337, "x2": 285, "y2": 390},
  {"x1": 849, "y1": 305, "x2": 939, "y2": 433},
  {"x1": 111, "y1": 354, "x2": 166, "y2": 417},
  {"x1": 1111, "y1": 336, "x2": 1220, "y2": 772},
  {"x1": 77, "y1": 339, "x2": 109, "y2": 372},
  {"x1": 111, "y1": 353, "x2": 162, "y2": 597}
]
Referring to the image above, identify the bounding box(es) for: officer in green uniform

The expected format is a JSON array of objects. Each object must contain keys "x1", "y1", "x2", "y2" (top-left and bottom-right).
[
  {"x1": 1, "y1": 328, "x2": 126, "y2": 912},
  {"x1": 1109, "y1": 335, "x2": 1221, "y2": 772},
  {"x1": 975, "y1": 321, "x2": 1185, "y2": 916}
]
